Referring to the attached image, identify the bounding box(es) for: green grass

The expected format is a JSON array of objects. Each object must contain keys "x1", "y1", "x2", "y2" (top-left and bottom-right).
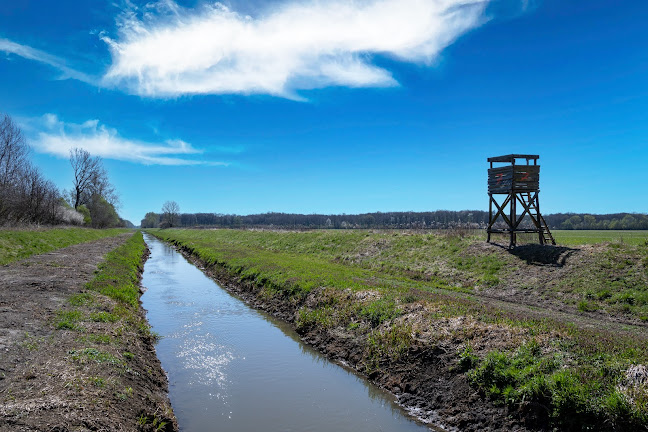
[
  {"x1": 467, "y1": 340, "x2": 597, "y2": 426},
  {"x1": 558, "y1": 240, "x2": 648, "y2": 320},
  {"x1": 55, "y1": 232, "x2": 149, "y2": 334},
  {"x1": 468, "y1": 338, "x2": 648, "y2": 428},
  {"x1": 553, "y1": 230, "x2": 648, "y2": 246},
  {"x1": 89, "y1": 311, "x2": 120, "y2": 322},
  {"x1": 147, "y1": 228, "x2": 648, "y2": 430},
  {"x1": 147, "y1": 228, "x2": 495, "y2": 293},
  {"x1": 359, "y1": 298, "x2": 402, "y2": 327},
  {"x1": 0, "y1": 227, "x2": 130, "y2": 265},
  {"x1": 68, "y1": 347, "x2": 123, "y2": 366},
  {"x1": 55, "y1": 310, "x2": 84, "y2": 330},
  {"x1": 68, "y1": 292, "x2": 94, "y2": 306},
  {"x1": 85, "y1": 231, "x2": 148, "y2": 308}
]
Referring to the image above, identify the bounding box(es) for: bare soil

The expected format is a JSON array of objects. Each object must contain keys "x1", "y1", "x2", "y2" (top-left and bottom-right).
[{"x1": 0, "y1": 235, "x2": 176, "y2": 431}]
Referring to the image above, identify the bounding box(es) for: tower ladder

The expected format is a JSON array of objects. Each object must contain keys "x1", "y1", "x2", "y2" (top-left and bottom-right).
[{"x1": 520, "y1": 192, "x2": 555, "y2": 245}]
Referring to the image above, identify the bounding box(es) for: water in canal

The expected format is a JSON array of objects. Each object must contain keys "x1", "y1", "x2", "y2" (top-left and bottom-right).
[{"x1": 141, "y1": 234, "x2": 431, "y2": 431}]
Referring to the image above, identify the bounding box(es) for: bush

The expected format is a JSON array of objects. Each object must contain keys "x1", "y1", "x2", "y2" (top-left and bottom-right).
[
  {"x1": 77, "y1": 204, "x2": 91, "y2": 225},
  {"x1": 56, "y1": 205, "x2": 84, "y2": 225},
  {"x1": 359, "y1": 298, "x2": 401, "y2": 327}
]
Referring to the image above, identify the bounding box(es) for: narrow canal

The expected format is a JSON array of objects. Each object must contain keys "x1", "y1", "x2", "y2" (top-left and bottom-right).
[{"x1": 141, "y1": 234, "x2": 432, "y2": 431}]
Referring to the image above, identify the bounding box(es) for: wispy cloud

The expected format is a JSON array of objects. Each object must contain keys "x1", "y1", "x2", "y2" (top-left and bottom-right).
[
  {"x1": 32, "y1": 114, "x2": 229, "y2": 166},
  {"x1": 0, "y1": 38, "x2": 96, "y2": 85},
  {"x1": 103, "y1": 0, "x2": 489, "y2": 98}
]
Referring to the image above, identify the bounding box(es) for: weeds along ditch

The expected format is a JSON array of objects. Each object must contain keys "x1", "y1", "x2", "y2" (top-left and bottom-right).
[
  {"x1": 51, "y1": 231, "x2": 176, "y2": 430},
  {"x1": 148, "y1": 228, "x2": 648, "y2": 430},
  {"x1": 0, "y1": 227, "x2": 131, "y2": 265},
  {"x1": 55, "y1": 231, "x2": 156, "y2": 345}
]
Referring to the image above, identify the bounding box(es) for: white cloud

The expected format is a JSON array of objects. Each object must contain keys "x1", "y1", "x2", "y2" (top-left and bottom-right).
[
  {"x1": 0, "y1": 38, "x2": 96, "y2": 85},
  {"x1": 33, "y1": 114, "x2": 229, "y2": 166},
  {"x1": 103, "y1": 0, "x2": 489, "y2": 98}
]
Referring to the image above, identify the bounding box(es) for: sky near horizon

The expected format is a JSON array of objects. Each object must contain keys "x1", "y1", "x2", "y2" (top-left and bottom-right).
[{"x1": 1, "y1": 0, "x2": 647, "y2": 225}]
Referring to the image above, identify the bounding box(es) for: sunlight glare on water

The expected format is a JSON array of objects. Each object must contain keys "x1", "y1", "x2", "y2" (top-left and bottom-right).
[{"x1": 141, "y1": 234, "x2": 430, "y2": 432}]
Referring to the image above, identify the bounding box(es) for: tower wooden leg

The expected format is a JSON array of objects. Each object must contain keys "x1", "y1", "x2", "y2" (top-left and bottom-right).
[{"x1": 509, "y1": 192, "x2": 516, "y2": 248}]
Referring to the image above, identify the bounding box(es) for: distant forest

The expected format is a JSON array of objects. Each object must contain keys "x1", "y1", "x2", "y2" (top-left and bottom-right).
[{"x1": 141, "y1": 210, "x2": 648, "y2": 230}]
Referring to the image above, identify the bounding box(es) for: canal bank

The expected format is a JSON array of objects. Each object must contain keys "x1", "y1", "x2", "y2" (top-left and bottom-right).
[
  {"x1": 0, "y1": 231, "x2": 177, "y2": 432},
  {"x1": 141, "y1": 233, "x2": 433, "y2": 432},
  {"x1": 146, "y1": 231, "x2": 531, "y2": 432}
]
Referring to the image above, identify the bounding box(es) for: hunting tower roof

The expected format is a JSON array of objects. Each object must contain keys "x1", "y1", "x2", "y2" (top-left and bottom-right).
[{"x1": 487, "y1": 154, "x2": 539, "y2": 163}]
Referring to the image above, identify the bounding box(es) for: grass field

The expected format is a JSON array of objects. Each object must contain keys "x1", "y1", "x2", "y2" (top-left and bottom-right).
[
  {"x1": 0, "y1": 227, "x2": 131, "y2": 265},
  {"x1": 553, "y1": 230, "x2": 648, "y2": 245},
  {"x1": 149, "y1": 228, "x2": 648, "y2": 430},
  {"x1": 147, "y1": 228, "x2": 648, "y2": 319}
]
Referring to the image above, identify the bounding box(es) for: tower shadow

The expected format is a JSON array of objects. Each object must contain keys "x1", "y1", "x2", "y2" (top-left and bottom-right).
[{"x1": 506, "y1": 243, "x2": 579, "y2": 267}]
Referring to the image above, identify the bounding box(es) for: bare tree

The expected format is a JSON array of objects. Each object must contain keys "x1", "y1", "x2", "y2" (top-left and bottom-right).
[
  {"x1": 0, "y1": 113, "x2": 64, "y2": 225},
  {"x1": 70, "y1": 148, "x2": 101, "y2": 209},
  {"x1": 0, "y1": 114, "x2": 30, "y2": 221},
  {"x1": 69, "y1": 148, "x2": 118, "y2": 209},
  {"x1": 0, "y1": 115, "x2": 29, "y2": 178},
  {"x1": 161, "y1": 201, "x2": 180, "y2": 228},
  {"x1": 88, "y1": 165, "x2": 119, "y2": 209}
]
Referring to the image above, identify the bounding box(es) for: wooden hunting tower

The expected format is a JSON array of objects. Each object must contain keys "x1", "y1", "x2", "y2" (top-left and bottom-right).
[{"x1": 487, "y1": 154, "x2": 555, "y2": 248}]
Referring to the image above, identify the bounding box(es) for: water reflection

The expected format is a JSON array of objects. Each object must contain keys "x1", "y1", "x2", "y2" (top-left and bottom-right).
[{"x1": 141, "y1": 234, "x2": 430, "y2": 432}]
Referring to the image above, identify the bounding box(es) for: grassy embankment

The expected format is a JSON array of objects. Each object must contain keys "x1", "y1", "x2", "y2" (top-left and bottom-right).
[
  {"x1": 53, "y1": 231, "x2": 174, "y2": 429},
  {"x1": 149, "y1": 228, "x2": 648, "y2": 430},
  {"x1": 0, "y1": 227, "x2": 131, "y2": 265}
]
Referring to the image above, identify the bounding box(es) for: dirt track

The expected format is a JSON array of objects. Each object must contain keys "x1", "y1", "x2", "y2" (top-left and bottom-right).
[
  {"x1": 0, "y1": 235, "x2": 176, "y2": 431},
  {"x1": 466, "y1": 242, "x2": 648, "y2": 336}
]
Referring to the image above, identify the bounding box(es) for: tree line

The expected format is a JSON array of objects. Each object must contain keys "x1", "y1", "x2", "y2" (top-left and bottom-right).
[
  {"x1": 544, "y1": 213, "x2": 648, "y2": 230},
  {"x1": 141, "y1": 209, "x2": 490, "y2": 229},
  {"x1": 141, "y1": 208, "x2": 648, "y2": 230},
  {"x1": 0, "y1": 114, "x2": 62, "y2": 224},
  {"x1": 0, "y1": 113, "x2": 131, "y2": 228}
]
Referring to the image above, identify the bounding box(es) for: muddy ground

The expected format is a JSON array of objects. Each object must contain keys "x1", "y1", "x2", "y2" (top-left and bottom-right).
[{"x1": 0, "y1": 235, "x2": 176, "y2": 431}]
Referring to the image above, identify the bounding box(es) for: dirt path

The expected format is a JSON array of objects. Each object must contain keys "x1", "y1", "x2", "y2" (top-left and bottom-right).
[
  {"x1": 0, "y1": 235, "x2": 129, "y2": 349},
  {"x1": 0, "y1": 234, "x2": 175, "y2": 431},
  {"x1": 433, "y1": 286, "x2": 648, "y2": 342},
  {"x1": 424, "y1": 241, "x2": 648, "y2": 338}
]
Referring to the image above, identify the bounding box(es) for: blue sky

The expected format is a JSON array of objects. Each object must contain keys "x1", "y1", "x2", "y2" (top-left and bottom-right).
[{"x1": 1, "y1": 0, "x2": 646, "y2": 224}]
